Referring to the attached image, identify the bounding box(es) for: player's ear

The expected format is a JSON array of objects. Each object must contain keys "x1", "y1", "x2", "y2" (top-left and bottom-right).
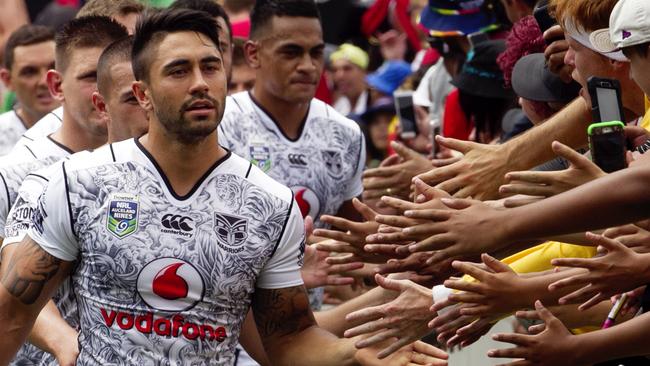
[
  {"x1": 92, "y1": 91, "x2": 108, "y2": 116},
  {"x1": 0, "y1": 68, "x2": 12, "y2": 90},
  {"x1": 46, "y1": 70, "x2": 64, "y2": 103},
  {"x1": 132, "y1": 80, "x2": 153, "y2": 112},
  {"x1": 245, "y1": 40, "x2": 261, "y2": 69}
]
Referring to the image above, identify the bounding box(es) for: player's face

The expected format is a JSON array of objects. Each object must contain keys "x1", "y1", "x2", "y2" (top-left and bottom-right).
[
  {"x1": 145, "y1": 31, "x2": 226, "y2": 144},
  {"x1": 61, "y1": 46, "x2": 108, "y2": 136},
  {"x1": 105, "y1": 62, "x2": 148, "y2": 141},
  {"x1": 6, "y1": 41, "x2": 58, "y2": 119},
  {"x1": 255, "y1": 16, "x2": 324, "y2": 104}
]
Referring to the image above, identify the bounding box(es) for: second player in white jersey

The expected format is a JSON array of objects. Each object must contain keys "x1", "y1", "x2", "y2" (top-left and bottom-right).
[
  {"x1": 0, "y1": 109, "x2": 29, "y2": 156},
  {"x1": 219, "y1": 91, "x2": 365, "y2": 229},
  {"x1": 9, "y1": 106, "x2": 63, "y2": 155}
]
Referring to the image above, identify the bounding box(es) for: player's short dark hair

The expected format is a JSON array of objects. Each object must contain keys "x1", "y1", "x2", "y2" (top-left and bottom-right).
[
  {"x1": 77, "y1": 0, "x2": 145, "y2": 18},
  {"x1": 250, "y1": 0, "x2": 321, "y2": 40},
  {"x1": 4, "y1": 25, "x2": 55, "y2": 70},
  {"x1": 132, "y1": 8, "x2": 221, "y2": 82},
  {"x1": 97, "y1": 36, "x2": 134, "y2": 98},
  {"x1": 170, "y1": 0, "x2": 232, "y2": 42},
  {"x1": 55, "y1": 16, "x2": 129, "y2": 74}
]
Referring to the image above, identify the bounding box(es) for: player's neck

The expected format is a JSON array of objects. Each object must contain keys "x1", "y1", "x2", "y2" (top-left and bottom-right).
[
  {"x1": 139, "y1": 128, "x2": 227, "y2": 197},
  {"x1": 52, "y1": 110, "x2": 106, "y2": 153},
  {"x1": 15, "y1": 106, "x2": 40, "y2": 129},
  {"x1": 251, "y1": 88, "x2": 309, "y2": 140}
]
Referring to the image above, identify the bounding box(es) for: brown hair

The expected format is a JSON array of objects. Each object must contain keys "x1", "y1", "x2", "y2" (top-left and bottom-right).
[
  {"x1": 3, "y1": 25, "x2": 55, "y2": 70},
  {"x1": 550, "y1": 0, "x2": 618, "y2": 32},
  {"x1": 77, "y1": 0, "x2": 145, "y2": 18}
]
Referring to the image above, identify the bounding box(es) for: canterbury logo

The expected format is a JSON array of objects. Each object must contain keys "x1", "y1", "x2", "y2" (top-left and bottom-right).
[
  {"x1": 161, "y1": 214, "x2": 194, "y2": 232},
  {"x1": 288, "y1": 154, "x2": 308, "y2": 166}
]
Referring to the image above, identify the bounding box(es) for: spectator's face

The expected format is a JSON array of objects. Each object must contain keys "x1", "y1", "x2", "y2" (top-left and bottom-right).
[
  {"x1": 57, "y1": 47, "x2": 107, "y2": 136},
  {"x1": 625, "y1": 48, "x2": 650, "y2": 97},
  {"x1": 2, "y1": 41, "x2": 58, "y2": 119},
  {"x1": 564, "y1": 36, "x2": 613, "y2": 107},
  {"x1": 331, "y1": 59, "x2": 366, "y2": 99},
  {"x1": 369, "y1": 112, "x2": 392, "y2": 151},
  {"x1": 103, "y1": 62, "x2": 148, "y2": 141},
  {"x1": 251, "y1": 16, "x2": 324, "y2": 104},
  {"x1": 228, "y1": 63, "x2": 256, "y2": 95},
  {"x1": 136, "y1": 31, "x2": 226, "y2": 142}
]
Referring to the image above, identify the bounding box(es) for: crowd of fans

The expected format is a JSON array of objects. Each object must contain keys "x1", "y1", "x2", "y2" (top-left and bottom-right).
[{"x1": 1, "y1": 0, "x2": 650, "y2": 365}]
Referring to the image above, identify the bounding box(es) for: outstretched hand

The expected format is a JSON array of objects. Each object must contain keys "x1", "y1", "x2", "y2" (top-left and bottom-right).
[
  {"x1": 300, "y1": 245, "x2": 364, "y2": 289},
  {"x1": 354, "y1": 338, "x2": 448, "y2": 366}
]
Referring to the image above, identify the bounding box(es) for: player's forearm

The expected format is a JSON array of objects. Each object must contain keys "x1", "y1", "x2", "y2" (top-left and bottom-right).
[
  {"x1": 315, "y1": 286, "x2": 388, "y2": 336},
  {"x1": 503, "y1": 165, "x2": 650, "y2": 246},
  {"x1": 0, "y1": 288, "x2": 39, "y2": 364},
  {"x1": 27, "y1": 300, "x2": 78, "y2": 359},
  {"x1": 268, "y1": 326, "x2": 359, "y2": 366},
  {"x1": 501, "y1": 98, "x2": 591, "y2": 171},
  {"x1": 571, "y1": 311, "x2": 650, "y2": 363}
]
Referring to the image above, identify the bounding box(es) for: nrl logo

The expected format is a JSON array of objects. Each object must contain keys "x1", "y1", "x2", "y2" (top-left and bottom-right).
[{"x1": 107, "y1": 193, "x2": 139, "y2": 239}]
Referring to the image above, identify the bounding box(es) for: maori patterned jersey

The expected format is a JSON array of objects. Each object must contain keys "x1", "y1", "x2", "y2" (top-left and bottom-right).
[
  {"x1": 0, "y1": 135, "x2": 71, "y2": 365},
  {"x1": 28, "y1": 139, "x2": 305, "y2": 365},
  {"x1": 0, "y1": 110, "x2": 27, "y2": 156},
  {"x1": 218, "y1": 92, "x2": 365, "y2": 229}
]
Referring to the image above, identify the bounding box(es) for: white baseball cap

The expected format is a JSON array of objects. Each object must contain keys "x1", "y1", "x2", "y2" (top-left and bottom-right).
[{"x1": 591, "y1": 0, "x2": 650, "y2": 54}]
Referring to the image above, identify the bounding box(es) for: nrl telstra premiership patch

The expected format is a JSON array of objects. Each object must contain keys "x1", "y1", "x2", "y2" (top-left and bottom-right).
[{"x1": 107, "y1": 193, "x2": 140, "y2": 239}]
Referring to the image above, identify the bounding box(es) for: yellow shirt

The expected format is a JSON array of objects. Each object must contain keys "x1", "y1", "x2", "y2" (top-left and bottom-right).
[{"x1": 642, "y1": 95, "x2": 650, "y2": 129}]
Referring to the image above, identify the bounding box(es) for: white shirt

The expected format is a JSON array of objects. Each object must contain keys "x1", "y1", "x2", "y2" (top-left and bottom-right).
[
  {"x1": 10, "y1": 106, "x2": 63, "y2": 154},
  {"x1": 0, "y1": 110, "x2": 27, "y2": 156}
]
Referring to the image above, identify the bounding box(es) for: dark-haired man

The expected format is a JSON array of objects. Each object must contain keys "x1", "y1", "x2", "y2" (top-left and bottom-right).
[
  {"x1": 0, "y1": 25, "x2": 59, "y2": 155},
  {"x1": 0, "y1": 15, "x2": 129, "y2": 366},
  {"x1": 219, "y1": 0, "x2": 365, "y2": 312},
  {"x1": 0, "y1": 8, "x2": 445, "y2": 366}
]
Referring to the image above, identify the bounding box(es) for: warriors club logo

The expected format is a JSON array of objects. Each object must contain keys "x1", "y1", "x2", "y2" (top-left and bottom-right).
[
  {"x1": 292, "y1": 186, "x2": 321, "y2": 219},
  {"x1": 137, "y1": 258, "x2": 204, "y2": 312},
  {"x1": 213, "y1": 213, "x2": 249, "y2": 253},
  {"x1": 107, "y1": 193, "x2": 139, "y2": 239},
  {"x1": 321, "y1": 150, "x2": 344, "y2": 179}
]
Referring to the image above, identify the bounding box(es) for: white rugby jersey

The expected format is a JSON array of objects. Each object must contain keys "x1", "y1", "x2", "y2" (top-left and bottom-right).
[
  {"x1": 0, "y1": 110, "x2": 27, "y2": 156},
  {"x1": 10, "y1": 106, "x2": 63, "y2": 154},
  {"x1": 219, "y1": 92, "x2": 365, "y2": 229},
  {"x1": 28, "y1": 138, "x2": 305, "y2": 365}
]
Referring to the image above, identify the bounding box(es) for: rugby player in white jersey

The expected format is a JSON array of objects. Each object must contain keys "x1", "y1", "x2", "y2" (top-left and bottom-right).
[
  {"x1": 0, "y1": 16, "x2": 129, "y2": 365},
  {"x1": 0, "y1": 25, "x2": 59, "y2": 155},
  {"x1": 0, "y1": 9, "x2": 446, "y2": 366}
]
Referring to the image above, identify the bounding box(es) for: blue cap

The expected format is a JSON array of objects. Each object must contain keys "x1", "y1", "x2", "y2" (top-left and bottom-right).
[
  {"x1": 420, "y1": 0, "x2": 499, "y2": 36},
  {"x1": 366, "y1": 61, "x2": 412, "y2": 96}
]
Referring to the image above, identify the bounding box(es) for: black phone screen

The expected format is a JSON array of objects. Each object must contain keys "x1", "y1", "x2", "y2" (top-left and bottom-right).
[
  {"x1": 591, "y1": 130, "x2": 627, "y2": 173},
  {"x1": 395, "y1": 95, "x2": 418, "y2": 138}
]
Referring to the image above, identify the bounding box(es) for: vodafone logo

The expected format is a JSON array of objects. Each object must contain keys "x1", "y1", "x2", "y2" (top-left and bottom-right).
[
  {"x1": 292, "y1": 186, "x2": 321, "y2": 219},
  {"x1": 137, "y1": 258, "x2": 204, "y2": 312}
]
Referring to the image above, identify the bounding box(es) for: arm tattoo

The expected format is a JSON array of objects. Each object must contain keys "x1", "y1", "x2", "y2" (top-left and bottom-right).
[
  {"x1": 252, "y1": 285, "x2": 317, "y2": 339},
  {"x1": 1, "y1": 240, "x2": 61, "y2": 304}
]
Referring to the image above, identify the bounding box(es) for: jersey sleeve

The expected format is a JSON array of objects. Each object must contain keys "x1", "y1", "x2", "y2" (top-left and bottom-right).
[
  {"x1": 27, "y1": 163, "x2": 79, "y2": 261},
  {"x1": 343, "y1": 132, "x2": 366, "y2": 201},
  {"x1": 3, "y1": 173, "x2": 49, "y2": 247},
  {"x1": 256, "y1": 200, "x2": 305, "y2": 289}
]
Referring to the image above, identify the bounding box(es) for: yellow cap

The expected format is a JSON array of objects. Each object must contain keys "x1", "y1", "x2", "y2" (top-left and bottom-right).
[{"x1": 330, "y1": 43, "x2": 369, "y2": 70}]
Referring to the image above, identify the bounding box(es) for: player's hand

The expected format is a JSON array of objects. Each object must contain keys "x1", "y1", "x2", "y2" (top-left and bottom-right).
[
  {"x1": 489, "y1": 301, "x2": 583, "y2": 366},
  {"x1": 543, "y1": 25, "x2": 573, "y2": 83},
  {"x1": 603, "y1": 222, "x2": 650, "y2": 254},
  {"x1": 300, "y1": 245, "x2": 364, "y2": 289},
  {"x1": 500, "y1": 142, "x2": 606, "y2": 197},
  {"x1": 395, "y1": 198, "x2": 508, "y2": 265},
  {"x1": 363, "y1": 142, "x2": 432, "y2": 201},
  {"x1": 354, "y1": 338, "x2": 448, "y2": 365},
  {"x1": 444, "y1": 254, "x2": 526, "y2": 319},
  {"x1": 549, "y1": 233, "x2": 650, "y2": 310},
  {"x1": 345, "y1": 274, "x2": 436, "y2": 358}
]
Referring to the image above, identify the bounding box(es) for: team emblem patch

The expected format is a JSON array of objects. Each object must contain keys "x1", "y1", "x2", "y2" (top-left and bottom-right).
[
  {"x1": 214, "y1": 213, "x2": 248, "y2": 253},
  {"x1": 107, "y1": 193, "x2": 139, "y2": 239},
  {"x1": 321, "y1": 150, "x2": 344, "y2": 178},
  {"x1": 250, "y1": 145, "x2": 271, "y2": 172}
]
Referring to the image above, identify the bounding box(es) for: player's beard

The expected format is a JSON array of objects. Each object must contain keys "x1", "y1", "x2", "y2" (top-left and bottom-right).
[{"x1": 153, "y1": 91, "x2": 221, "y2": 145}]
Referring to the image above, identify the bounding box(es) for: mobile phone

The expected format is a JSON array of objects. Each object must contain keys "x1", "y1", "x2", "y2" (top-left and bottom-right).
[
  {"x1": 534, "y1": 4, "x2": 559, "y2": 44},
  {"x1": 587, "y1": 77, "x2": 625, "y2": 123},
  {"x1": 468, "y1": 31, "x2": 489, "y2": 49},
  {"x1": 588, "y1": 121, "x2": 627, "y2": 173},
  {"x1": 394, "y1": 91, "x2": 418, "y2": 140}
]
